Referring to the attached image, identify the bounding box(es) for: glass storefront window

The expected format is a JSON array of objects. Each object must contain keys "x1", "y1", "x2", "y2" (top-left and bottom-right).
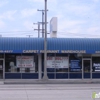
[
  {"x1": 69, "y1": 54, "x2": 82, "y2": 72},
  {"x1": 55, "y1": 54, "x2": 68, "y2": 73},
  {"x1": 5, "y1": 54, "x2": 21, "y2": 73},
  {"x1": 5, "y1": 53, "x2": 38, "y2": 79},
  {"x1": 21, "y1": 53, "x2": 38, "y2": 73},
  {"x1": 0, "y1": 54, "x2": 4, "y2": 58},
  {"x1": 47, "y1": 53, "x2": 55, "y2": 72},
  {"x1": 92, "y1": 57, "x2": 100, "y2": 79},
  {"x1": 92, "y1": 57, "x2": 100, "y2": 72},
  {"x1": 69, "y1": 54, "x2": 82, "y2": 79},
  {"x1": 42, "y1": 53, "x2": 69, "y2": 79},
  {"x1": 46, "y1": 53, "x2": 69, "y2": 73},
  {"x1": 5, "y1": 53, "x2": 38, "y2": 73}
]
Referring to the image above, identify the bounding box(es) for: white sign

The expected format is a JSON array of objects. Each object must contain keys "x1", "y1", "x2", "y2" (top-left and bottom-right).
[
  {"x1": 16, "y1": 56, "x2": 34, "y2": 67},
  {"x1": 93, "y1": 63, "x2": 100, "y2": 71},
  {"x1": 47, "y1": 57, "x2": 68, "y2": 68}
]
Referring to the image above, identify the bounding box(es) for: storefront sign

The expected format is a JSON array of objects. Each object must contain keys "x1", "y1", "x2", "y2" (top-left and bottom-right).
[
  {"x1": 93, "y1": 63, "x2": 100, "y2": 71},
  {"x1": 47, "y1": 57, "x2": 68, "y2": 68},
  {"x1": 70, "y1": 60, "x2": 81, "y2": 71},
  {"x1": 95, "y1": 51, "x2": 100, "y2": 53},
  {"x1": 40, "y1": 50, "x2": 59, "y2": 53},
  {"x1": 61, "y1": 50, "x2": 86, "y2": 53},
  {"x1": 0, "y1": 49, "x2": 100, "y2": 54},
  {"x1": 23, "y1": 50, "x2": 39, "y2": 53},
  {"x1": 16, "y1": 56, "x2": 34, "y2": 67},
  {"x1": 0, "y1": 50, "x2": 13, "y2": 53}
]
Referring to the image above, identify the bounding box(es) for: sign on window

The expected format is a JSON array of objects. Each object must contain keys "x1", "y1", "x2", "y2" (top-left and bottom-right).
[
  {"x1": 47, "y1": 57, "x2": 68, "y2": 68},
  {"x1": 16, "y1": 56, "x2": 34, "y2": 68}
]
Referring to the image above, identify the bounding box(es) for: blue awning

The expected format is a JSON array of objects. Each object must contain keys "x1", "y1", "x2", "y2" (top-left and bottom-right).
[{"x1": 0, "y1": 37, "x2": 100, "y2": 53}]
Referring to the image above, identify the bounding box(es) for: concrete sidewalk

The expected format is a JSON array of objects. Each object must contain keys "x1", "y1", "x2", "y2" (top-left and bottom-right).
[
  {"x1": 3, "y1": 79, "x2": 100, "y2": 84},
  {"x1": 0, "y1": 84, "x2": 100, "y2": 100}
]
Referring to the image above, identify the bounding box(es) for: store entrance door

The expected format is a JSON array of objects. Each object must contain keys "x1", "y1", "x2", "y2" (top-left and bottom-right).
[
  {"x1": 0, "y1": 60, "x2": 4, "y2": 79},
  {"x1": 82, "y1": 59, "x2": 92, "y2": 79}
]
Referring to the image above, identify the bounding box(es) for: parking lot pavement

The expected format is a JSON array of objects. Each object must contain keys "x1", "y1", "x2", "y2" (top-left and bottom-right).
[{"x1": 0, "y1": 84, "x2": 100, "y2": 100}]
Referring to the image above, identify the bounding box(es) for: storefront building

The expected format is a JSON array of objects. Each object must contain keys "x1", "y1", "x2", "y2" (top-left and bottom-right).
[{"x1": 0, "y1": 37, "x2": 100, "y2": 80}]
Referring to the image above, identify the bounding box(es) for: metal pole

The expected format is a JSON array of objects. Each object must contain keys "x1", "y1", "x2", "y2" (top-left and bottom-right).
[
  {"x1": 37, "y1": 10, "x2": 45, "y2": 38},
  {"x1": 43, "y1": 0, "x2": 48, "y2": 80},
  {"x1": 34, "y1": 23, "x2": 41, "y2": 38},
  {"x1": 38, "y1": 23, "x2": 40, "y2": 38},
  {"x1": 26, "y1": 35, "x2": 33, "y2": 38},
  {"x1": 37, "y1": 9, "x2": 48, "y2": 38},
  {"x1": 42, "y1": 11, "x2": 44, "y2": 38}
]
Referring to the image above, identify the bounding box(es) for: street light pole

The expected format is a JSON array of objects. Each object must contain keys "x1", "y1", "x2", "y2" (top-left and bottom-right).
[{"x1": 43, "y1": 0, "x2": 48, "y2": 80}]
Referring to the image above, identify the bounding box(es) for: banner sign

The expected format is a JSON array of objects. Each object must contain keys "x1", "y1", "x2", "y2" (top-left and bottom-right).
[
  {"x1": 16, "y1": 56, "x2": 34, "y2": 67},
  {"x1": 70, "y1": 60, "x2": 81, "y2": 71},
  {"x1": 47, "y1": 57, "x2": 68, "y2": 68},
  {"x1": 0, "y1": 49, "x2": 100, "y2": 54}
]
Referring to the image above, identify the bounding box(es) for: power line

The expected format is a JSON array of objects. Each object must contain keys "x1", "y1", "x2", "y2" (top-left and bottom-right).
[
  {"x1": 0, "y1": 30, "x2": 34, "y2": 33},
  {"x1": 0, "y1": 30, "x2": 100, "y2": 37}
]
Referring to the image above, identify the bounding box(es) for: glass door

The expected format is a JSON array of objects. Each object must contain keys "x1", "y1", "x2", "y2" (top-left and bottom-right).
[
  {"x1": 82, "y1": 59, "x2": 92, "y2": 79},
  {"x1": 0, "y1": 60, "x2": 3, "y2": 79}
]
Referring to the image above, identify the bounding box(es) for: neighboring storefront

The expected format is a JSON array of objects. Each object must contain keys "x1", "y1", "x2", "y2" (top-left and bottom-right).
[{"x1": 0, "y1": 37, "x2": 100, "y2": 79}]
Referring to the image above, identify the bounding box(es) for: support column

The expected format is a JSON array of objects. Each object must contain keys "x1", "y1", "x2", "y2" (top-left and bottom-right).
[
  {"x1": 3, "y1": 53, "x2": 5, "y2": 80},
  {"x1": 90, "y1": 58, "x2": 92, "y2": 80},
  {"x1": 38, "y1": 54, "x2": 42, "y2": 80},
  {"x1": 82, "y1": 58, "x2": 83, "y2": 80}
]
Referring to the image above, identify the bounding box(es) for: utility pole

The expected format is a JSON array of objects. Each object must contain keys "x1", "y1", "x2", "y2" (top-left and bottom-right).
[
  {"x1": 34, "y1": 22, "x2": 48, "y2": 38},
  {"x1": 26, "y1": 35, "x2": 33, "y2": 38},
  {"x1": 37, "y1": 9, "x2": 48, "y2": 38},
  {"x1": 37, "y1": 10, "x2": 45, "y2": 38},
  {"x1": 43, "y1": 0, "x2": 48, "y2": 80},
  {"x1": 34, "y1": 22, "x2": 42, "y2": 38}
]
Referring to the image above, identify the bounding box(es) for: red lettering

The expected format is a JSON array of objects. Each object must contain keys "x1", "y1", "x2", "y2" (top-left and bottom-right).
[
  {"x1": 47, "y1": 57, "x2": 52, "y2": 60},
  {"x1": 55, "y1": 57, "x2": 62, "y2": 60}
]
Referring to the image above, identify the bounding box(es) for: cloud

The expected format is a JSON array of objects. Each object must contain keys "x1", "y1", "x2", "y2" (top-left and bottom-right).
[
  {"x1": 92, "y1": 0, "x2": 99, "y2": 3},
  {"x1": 21, "y1": 8, "x2": 37, "y2": 18},
  {"x1": 28, "y1": 0, "x2": 42, "y2": 2},
  {"x1": 70, "y1": 6, "x2": 90, "y2": 14},
  {"x1": 87, "y1": 26, "x2": 100, "y2": 33},
  {"x1": 23, "y1": 20, "x2": 34, "y2": 30},
  {"x1": 63, "y1": 4, "x2": 92, "y2": 16},
  {"x1": 57, "y1": 25, "x2": 100, "y2": 38},
  {"x1": 0, "y1": 1, "x2": 8, "y2": 7},
  {"x1": 0, "y1": 20, "x2": 6, "y2": 29},
  {"x1": 67, "y1": 26, "x2": 82, "y2": 34},
  {"x1": 0, "y1": 10, "x2": 17, "y2": 20},
  {"x1": 58, "y1": 18, "x2": 86, "y2": 32},
  {"x1": 28, "y1": 0, "x2": 57, "y2": 10},
  {"x1": 28, "y1": 0, "x2": 57, "y2": 3}
]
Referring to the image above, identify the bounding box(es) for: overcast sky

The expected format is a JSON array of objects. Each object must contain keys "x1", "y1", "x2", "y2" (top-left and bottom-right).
[{"x1": 0, "y1": 0, "x2": 100, "y2": 38}]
